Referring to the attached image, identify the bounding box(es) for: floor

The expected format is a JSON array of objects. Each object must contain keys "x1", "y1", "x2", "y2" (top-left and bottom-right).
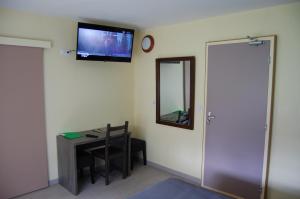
[{"x1": 16, "y1": 164, "x2": 173, "y2": 199}]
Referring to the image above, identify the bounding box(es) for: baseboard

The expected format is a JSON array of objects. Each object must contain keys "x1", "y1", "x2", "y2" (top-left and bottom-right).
[
  {"x1": 50, "y1": 162, "x2": 201, "y2": 186},
  {"x1": 48, "y1": 178, "x2": 58, "y2": 186},
  {"x1": 147, "y1": 161, "x2": 201, "y2": 185}
]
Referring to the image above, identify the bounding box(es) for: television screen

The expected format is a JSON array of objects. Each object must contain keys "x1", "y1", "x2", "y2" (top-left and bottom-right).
[{"x1": 76, "y1": 22, "x2": 134, "y2": 62}]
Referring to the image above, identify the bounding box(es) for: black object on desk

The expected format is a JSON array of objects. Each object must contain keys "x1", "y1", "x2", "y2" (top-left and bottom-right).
[{"x1": 86, "y1": 134, "x2": 98, "y2": 138}]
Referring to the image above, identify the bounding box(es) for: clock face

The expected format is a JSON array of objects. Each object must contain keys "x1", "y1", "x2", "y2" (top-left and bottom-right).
[
  {"x1": 141, "y1": 35, "x2": 154, "y2": 52},
  {"x1": 142, "y1": 37, "x2": 151, "y2": 49}
]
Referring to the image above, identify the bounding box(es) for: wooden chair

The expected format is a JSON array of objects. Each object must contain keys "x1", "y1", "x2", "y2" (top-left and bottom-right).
[
  {"x1": 76, "y1": 150, "x2": 95, "y2": 184},
  {"x1": 92, "y1": 121, "x2": 128, "y2": 185}
]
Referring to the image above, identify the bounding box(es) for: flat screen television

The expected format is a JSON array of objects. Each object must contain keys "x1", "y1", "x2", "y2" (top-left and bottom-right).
[{"x1": 76, "y1": 22, "x2": 134, "y2": 62}]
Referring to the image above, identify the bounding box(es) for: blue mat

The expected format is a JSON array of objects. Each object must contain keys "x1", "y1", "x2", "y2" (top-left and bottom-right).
[{"x1": 128, "y1": 178, "x2": 231, "y2": 199}]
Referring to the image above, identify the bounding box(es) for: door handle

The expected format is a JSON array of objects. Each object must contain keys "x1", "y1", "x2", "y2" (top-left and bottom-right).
[{"x1": 207, "y1": 112, "x2": 216, "y2": 125}]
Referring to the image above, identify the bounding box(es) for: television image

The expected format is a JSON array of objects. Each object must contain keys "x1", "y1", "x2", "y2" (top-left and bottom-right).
[{"x1": 76, "y1": 22, "x2": 134, "y2": 62}]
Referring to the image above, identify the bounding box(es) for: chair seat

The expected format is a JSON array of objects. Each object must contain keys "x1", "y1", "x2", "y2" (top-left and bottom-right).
[
  {"x1": 131, "y1": 138, "x2": 146, "y2": 152},
  {"x1": 92, "y1": 146, "x2": 123, "y2": 159}
]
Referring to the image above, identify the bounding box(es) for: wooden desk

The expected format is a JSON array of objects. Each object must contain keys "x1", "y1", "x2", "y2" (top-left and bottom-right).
[{"x1": 57, "y1": 129, "x2": 131, "y2": 195}]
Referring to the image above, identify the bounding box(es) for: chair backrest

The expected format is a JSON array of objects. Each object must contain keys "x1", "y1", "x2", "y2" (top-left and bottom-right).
[{"x1": 105, "y1": 121, "x2": 129, "y2": 159}]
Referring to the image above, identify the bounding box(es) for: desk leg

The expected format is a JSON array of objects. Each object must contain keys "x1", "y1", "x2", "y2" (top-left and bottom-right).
[
  {"x1": 57, "y1": 136, "x2": 78, "y2": 195},
  {"x1": 127, "y1": 134, "x2": 131, "y2": 177}
]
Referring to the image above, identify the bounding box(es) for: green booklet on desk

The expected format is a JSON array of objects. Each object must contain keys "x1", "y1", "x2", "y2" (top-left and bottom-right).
[{"x1": 63, "y1": 132, "x2": 82, "y2": 139}]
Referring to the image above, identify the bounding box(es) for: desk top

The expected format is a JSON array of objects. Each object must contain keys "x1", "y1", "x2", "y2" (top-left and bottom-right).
[{"x1": 57, "y1": 128, "x2": 129, "y2": 146}]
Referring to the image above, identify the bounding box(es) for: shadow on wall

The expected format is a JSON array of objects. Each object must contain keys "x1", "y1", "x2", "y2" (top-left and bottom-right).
[
  {"x1": 267, "y1": 186, "x2": 300, "y2": 199},
  {"x1": 131, "y1": 125, "x2": 144, "y2": 139}
]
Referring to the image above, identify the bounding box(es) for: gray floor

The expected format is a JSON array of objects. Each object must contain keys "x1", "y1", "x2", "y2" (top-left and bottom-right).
[{"x1": 16, "y1": 165, "x2": 173, "y2": 199}]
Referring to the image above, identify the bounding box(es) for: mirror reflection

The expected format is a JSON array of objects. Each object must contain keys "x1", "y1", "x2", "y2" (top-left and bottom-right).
[{"x1": 156, "y1": 57, "x2": 195, "y2": 130}]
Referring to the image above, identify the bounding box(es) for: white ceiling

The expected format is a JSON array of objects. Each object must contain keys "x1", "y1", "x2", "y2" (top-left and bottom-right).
[{"x1": 0, "y1": 0, "x2": 297, "y2": 28}]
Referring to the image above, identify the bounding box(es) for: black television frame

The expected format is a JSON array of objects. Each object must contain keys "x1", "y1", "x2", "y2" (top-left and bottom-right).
[{"x1": 76, "y1": 22, "x2": 135, "y2": 62}]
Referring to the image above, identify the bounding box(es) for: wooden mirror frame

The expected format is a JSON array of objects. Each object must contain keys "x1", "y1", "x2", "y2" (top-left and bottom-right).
[{"x1": 156, "y1": 56, "x2": 195, "y2": 130}]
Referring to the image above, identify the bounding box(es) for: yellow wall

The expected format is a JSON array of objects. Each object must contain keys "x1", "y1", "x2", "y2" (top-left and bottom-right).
[
  {"x1": 133, "y1": 3, "x2": 300, "y2": 199},
  {"x1": 1, "y1": 2, "x2": 299, "y2": 199},
  {"x1": 0, "y1": 8, "x2": 135, "y2": 181}
]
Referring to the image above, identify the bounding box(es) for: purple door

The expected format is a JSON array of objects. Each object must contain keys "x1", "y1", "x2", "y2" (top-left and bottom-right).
[
  {"x1": 203, "y1": 41, "x2": 270, "y2": 199},
  {"x1": 0, "y1": 45, "x2": 48, "y2": 199}
]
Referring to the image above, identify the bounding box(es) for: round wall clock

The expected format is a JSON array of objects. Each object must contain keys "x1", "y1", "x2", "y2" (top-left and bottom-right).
[{"x1": 141, "y1": 35, "x2": 154, "y2": 53}]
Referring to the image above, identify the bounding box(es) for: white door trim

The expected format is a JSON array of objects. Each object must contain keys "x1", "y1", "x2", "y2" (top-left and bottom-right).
[
  {"x1": 201, "y1": 35, "x2": 276, "y2": 199},
  {"x1": 0, "y1": 36, "x2": 51, "y2": 48}
]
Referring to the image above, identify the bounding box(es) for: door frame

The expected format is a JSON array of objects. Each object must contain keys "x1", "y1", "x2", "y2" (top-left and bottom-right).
[{"x1": 201, "y1": 35, "x2": 277, "y2": 199}]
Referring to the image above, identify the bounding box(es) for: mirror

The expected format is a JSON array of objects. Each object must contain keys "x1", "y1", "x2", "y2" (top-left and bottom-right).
[{"x1": 156, "y1": 56, "x2": 195, "y2": 130}]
